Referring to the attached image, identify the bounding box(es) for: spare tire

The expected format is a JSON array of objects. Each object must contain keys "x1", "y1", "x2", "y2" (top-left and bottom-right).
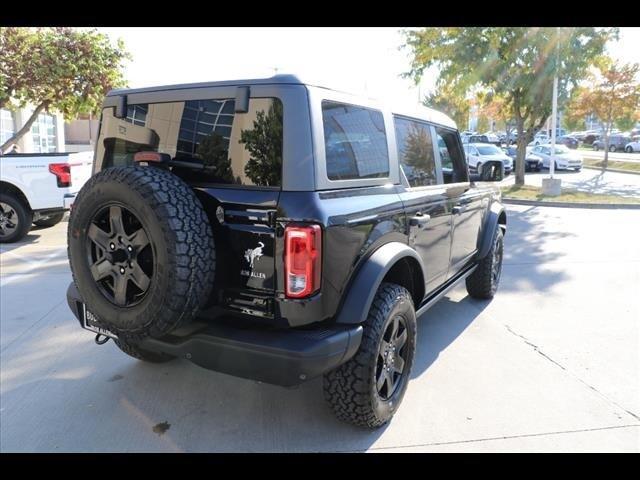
[{"x1": 68, "y1": 166, "x2": 215, "y2": 341}]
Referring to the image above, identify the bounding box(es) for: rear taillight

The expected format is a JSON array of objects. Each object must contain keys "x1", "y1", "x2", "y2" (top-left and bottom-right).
[
  {"x1": 284, "y1": 224, "x2": 322, "y2": 299},
  {"x1": 49, "y1": 163, "x2": 71, "y2": 187}
]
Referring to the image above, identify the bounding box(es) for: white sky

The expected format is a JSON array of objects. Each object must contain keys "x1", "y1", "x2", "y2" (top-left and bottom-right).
[{"x1": 98, "y1": 27, "x2": 640, "y2": 106}]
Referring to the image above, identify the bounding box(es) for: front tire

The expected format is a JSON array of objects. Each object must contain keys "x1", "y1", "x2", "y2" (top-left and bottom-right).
[
  {"x1": 34, "y1": 212, "x2": 65, "y2": 228},
  {"x1": 0, "y1": 193, "x2": 32, "y2": 243},
  {"x1": 626, "y1": 146, "x2": 633, "y2": 153},
  {"x1": 323, "y1": 283, "x2": 417, "y2": 428},
  {"x1": 466, "y1": 227, "x2": 504, "y2": 300}
]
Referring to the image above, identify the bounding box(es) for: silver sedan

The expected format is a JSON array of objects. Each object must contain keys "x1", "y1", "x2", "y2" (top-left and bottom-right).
[{"x1": 529, "y1": 144, "x2": 583, "y2": 171}]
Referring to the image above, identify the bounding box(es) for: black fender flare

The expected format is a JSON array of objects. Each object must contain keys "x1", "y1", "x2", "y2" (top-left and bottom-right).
[
  {"x1": 335, "y1": 242, "x2": 426, "y2": 325},
  {"x1": 477, "y1": 201, "x2": 507, "y2": 259}
]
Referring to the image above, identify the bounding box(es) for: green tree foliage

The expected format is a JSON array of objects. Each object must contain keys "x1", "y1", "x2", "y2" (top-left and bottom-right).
[
  {"x1": 0, "y1": 27, "x2": 130, "y2": 152},
  {"x1": 240, "y1": 100, "x2": 283, "y2": 186},
  {"x1": 424, "y1": 85, "x2": 470, "y2": 130},
  {"x1": 196, "y1": 132, "x2": 237, "y2": 184},
  {"x1": 402, "y1": 27, "x2": 616, "y2": 185}
]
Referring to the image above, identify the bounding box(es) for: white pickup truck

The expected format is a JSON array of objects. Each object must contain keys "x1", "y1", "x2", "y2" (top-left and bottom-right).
[{"x1": 0, "y1": 151, "x2": 93, "y2": 243}]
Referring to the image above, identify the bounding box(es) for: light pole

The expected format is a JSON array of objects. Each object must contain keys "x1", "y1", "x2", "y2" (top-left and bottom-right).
[{"x1": 542, "y1": 27, "x2": 562, "y2": 196}]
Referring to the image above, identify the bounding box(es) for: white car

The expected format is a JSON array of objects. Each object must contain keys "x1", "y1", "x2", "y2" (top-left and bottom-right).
[
  {"x1": 624, "y1": 139, "x2": 640, "y2": 153},
  {"x1": 0, "y1": 151, "x2": 93, "y2": 242},
  {"x1": 463, "y1": 142, "x2": 513, "y2": 176},
  {"x1": 528, "y1": 133, "x2": 549, "y2": 146},
  {"x1": 529, "y1": 144, "x2": 583, "y2": 171}
]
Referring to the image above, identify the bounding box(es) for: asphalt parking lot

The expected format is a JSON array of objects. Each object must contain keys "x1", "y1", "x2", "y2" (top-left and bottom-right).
[{"x1": 1, "y1": 205, "x2": 639, "y2": 452}]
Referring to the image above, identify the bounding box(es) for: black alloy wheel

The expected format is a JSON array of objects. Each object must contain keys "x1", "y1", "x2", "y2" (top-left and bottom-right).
[{"x1": 375, "y1": 314, "x2": 409, "y2": 401}]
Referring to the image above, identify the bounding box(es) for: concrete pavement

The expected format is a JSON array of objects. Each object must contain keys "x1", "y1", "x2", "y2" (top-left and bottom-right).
[{"x1": 1, "y1": 207, "x2": 639, "y2": 452}]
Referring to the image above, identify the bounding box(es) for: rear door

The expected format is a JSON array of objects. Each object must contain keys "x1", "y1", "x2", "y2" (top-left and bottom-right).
[
  {"x1": 393, "y1": 116, "x2": 453, "y2": 294},
  {"x1": 93, "y1": 91, "x2": 285, "y2": 318}
]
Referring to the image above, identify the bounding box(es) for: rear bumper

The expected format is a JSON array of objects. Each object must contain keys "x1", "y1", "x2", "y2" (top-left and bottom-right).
[{"x1": 66, "y1": 283, "x2": 362, "y2": 387}]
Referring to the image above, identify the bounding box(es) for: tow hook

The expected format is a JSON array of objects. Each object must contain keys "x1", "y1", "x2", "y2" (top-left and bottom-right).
[{"x1": 95, "y1": 333, "x2": 111, "y2": 345}]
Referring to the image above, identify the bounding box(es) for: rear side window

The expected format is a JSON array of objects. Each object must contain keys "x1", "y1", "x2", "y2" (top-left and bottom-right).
[
  {"x1": 435, "y1": 128, "x2": 468, "y2": 184},
  {"x1": 96, "y1": 97, "x2": 283, "y2": 187},
  {"x1": 394, "y1": 117, "x2": 437, "y2": 187},
  {"x1": 322, "y1": 101, "x2": 389, "y2": 181}
]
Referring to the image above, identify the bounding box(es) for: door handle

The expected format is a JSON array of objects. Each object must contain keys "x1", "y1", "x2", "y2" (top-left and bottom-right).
[{"x1": 409, "y1": 213, "x2": 431, "y2": 228}]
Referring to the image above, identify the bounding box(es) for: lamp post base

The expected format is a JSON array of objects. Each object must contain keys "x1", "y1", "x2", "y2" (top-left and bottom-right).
[{"x1": 542, "y1": 178, "x2": 562, "y2": 196}]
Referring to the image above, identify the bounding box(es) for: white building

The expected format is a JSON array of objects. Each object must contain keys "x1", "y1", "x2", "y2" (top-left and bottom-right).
[{"x1": 0, "y1": 107, "x2": 66, "y2": 154}]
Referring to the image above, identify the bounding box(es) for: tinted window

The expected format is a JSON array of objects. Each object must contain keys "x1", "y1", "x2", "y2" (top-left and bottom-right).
[
  {"x1": 95, "y1": 98, "x2": 283, "y2": 187},
  {"x1": 322, "y1": 101, "x2": 389, "y2": 180},
  {"x1": 394, "y1": 117, "x2": 437, "y2": 187},
  {"x1": 436, "y1": 128, "x2": 468, "y2": 184}
]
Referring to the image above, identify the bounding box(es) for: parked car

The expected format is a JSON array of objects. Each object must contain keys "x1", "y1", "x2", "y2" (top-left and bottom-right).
[
  {"x1": 582, "y1": 131, "x2": 600, "y2": 145},
  {"x1": 463, "y1": 142, "x2": 513, "y2": 175},
  {"x1": 592, "y1": 135, "x2": 632, "y2": 152},
  {"x1": 503, "y1": 146, "x2": 542, "y2": 172},
  {"x1": 624, "y1": 136, "x2": 640, "y2": 153},
  {"x1": 482, "y1": 132, "x2": 502, "y2": 146},
  {"x1": 65, "y1": 74, "x2": 507, "y2": 429},
  {"x1": 557, "y1": 135, "x2": 579, "y2": 149},
  {"x1": 0, "y1": 151, "x2": 93, "y2": 242},
  {"x1": 528, "y1": 133, "x2": 549, "y2": 146},
  {"x1": 568, "y1": 131, "x2": 586, "y2": 141},
  {"x1": 530, "y1": 144, "x2": 583, "y2": 171}
]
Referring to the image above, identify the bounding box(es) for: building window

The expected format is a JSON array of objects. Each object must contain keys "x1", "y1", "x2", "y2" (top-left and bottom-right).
[
  {"x1": 125, "y1": 105, "x2": 148, "y2": 126},
  {"x1": 1, "y1": 109, "x2": 15, "y2": 145},
  {"x1": 31, "y1": 113, "x2": 57, "y2": 153}
]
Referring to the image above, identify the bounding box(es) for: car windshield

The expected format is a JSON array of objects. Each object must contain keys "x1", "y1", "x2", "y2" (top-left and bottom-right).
[
  {"x1": 476, "y1": 145, "x2": 501, "y2": 155},
  {"x1": 554, "y1": 145, "x2": 570, "y2": 154}
]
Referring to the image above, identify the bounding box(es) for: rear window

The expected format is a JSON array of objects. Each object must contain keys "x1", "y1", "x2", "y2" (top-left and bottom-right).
[
  {"x1": 322, "y1": 101, "x2": 389, "y2": 181},
  {"x1": 95, "y1": 97, "x2": 283, "y2": 187}
]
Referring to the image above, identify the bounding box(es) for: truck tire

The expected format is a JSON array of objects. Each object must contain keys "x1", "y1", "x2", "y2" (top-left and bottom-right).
[
  {"x1": 323, "y1": 283, "x2": 417, "y2": 428},
  {"x1": 0, "y1": 192, "x2": 33, "y2": 243},
  {"x1": 34, "y1": 212, "x2": 65, "y2": 228},
  {"x1": 68, "y1": 166, "x2": 215, "y2": 342},
  {"x1": 466, "y1": 227, "x2": 504, "y2": 300},
  {"x1": 114, "y1": 338, "x2": 175, "y2": 363}
]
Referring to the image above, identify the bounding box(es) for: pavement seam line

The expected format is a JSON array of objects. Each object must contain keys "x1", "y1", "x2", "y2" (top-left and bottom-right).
[
  {"x1": 352, "y1": 424, "x2": 640, "y2": 452},
  {"x1": 0, "y1": 299, "x2": 65, "y2": 355},
  {"x1": 504, "y1": 324, "x2": 640, "y2": 422}
]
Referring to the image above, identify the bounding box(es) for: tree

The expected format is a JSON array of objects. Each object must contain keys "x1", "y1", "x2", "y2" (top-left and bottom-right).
[
  {"x1": 424, "y1": 85, "x2": 470, "y2": 130},
  {"x1": 402, "y1": 27, "x2": 616, "y2": 185},
  {"x1": 572, "y1": 58, "x2": 640, "y2": 163},
  {"x1": 562, "y1": 88, "x2": 588, "y2": 132},
  {"x1": 0, "y1": 27, "x2": 130, "y2": 153},
  {"x1": 240, "y1": 100, "x2": 283, "y2": 186}
]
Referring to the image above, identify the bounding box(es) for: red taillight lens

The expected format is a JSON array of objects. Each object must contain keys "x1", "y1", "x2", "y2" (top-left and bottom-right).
[
  {"x1": 49, "y1": 163, "x2": 71, "y2": 187},
  {"x1": 284, "y1": 225, "x2": 322, "y2": 299}
]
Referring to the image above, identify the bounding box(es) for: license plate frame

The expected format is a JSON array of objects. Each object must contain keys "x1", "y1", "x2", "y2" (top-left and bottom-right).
[{"x1": 82, "y1": 303, "x2": 118, "y2": 339}]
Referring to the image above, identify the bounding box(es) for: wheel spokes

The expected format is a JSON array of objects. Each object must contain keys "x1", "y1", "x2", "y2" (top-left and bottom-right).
[
  {"x1": 129, "y1": 263, "x2": 151, "y2": 291},
  {"x1": 395, "y1": 329, "x2": 407, "y2": 349},
  {"x1": 90, "y1": 258, "x2": 113, "y2": 281},
  {"x1": 87, "y1": 223, "x2": 111, "y2": 250},
  {"x1": 129, "y1": 227, "x2": 150, "y2": 250},
  {"x1": 113, "y1": 274, "x2": 128, "y2": 306},
  {"x1": 109, "y1": 206, "x2": 126, "y2": 236},
  {"x1": 393, "y1": 355, "x2": 405, "y2": 374}
]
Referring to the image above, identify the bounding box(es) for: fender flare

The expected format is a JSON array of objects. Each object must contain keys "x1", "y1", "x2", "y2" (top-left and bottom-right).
[
  {"x1": 335, "y1": 242, "x2": 426, "y2": 325},
  {"x1": 477, "y1": 201, "x2": 506, "y2": 259}
]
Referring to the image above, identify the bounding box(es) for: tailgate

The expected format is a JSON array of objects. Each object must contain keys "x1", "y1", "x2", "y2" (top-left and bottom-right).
[{"x1": 67, "y1": 151, "x2": 94, "y2": 193}]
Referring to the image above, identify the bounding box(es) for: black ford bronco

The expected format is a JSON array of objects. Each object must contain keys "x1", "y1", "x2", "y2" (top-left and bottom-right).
[{"x1": 66, "y1": 75, "x2": 506, "y2": 428}]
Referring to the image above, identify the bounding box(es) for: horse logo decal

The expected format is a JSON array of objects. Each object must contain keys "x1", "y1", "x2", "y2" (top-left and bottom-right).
[{"x1": 244, "y1": 242, "x2": 265, "y2": 268}]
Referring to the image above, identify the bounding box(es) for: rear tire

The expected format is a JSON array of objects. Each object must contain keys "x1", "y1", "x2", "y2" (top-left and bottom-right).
[
  {"x1": 114, "y1": 338, "x2": 175, "y2": 363},
  {"x1": 68, "y1": 166, "x2": 215, "y2": 342},
  {"x1": 0, "y1": 193, "x2": 32, "y2": 243},
  {"x1": 609, "y1": 145, "x2": 616, "y2": 152},
  {"x1": 34, "y1": 212, "x2": 65, "y2": 228},
  {"x1": 626, "y1": 146, "x2": 633, "y2": 153},
  {"x1": 323, "y1": 283, "x2": 416, "y2": 428},
  {"x1": 466, "y1": 227, "x2": 504, "y2": 300}
]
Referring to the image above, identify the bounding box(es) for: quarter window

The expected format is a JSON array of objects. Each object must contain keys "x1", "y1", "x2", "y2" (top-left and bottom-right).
[
  {"x1": 394, "y1": 117, "x2": 437, "y2": 187},
  {"x1": 322, "y1": 101, "x2": 389, "y2": 181}
]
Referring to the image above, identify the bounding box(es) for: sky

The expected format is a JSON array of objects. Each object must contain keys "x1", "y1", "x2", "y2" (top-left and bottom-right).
[{"x1": 98, "y1": 27, "x2": 640, "y2": 107}]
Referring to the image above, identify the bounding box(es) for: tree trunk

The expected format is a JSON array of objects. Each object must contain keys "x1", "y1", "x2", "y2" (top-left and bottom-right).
[
  {"x1": 0, "y1": 103, "x2": 47, "y2": 154},
  {"x1": 515, "y1": 120, "x2": 527, "y2": 186}
]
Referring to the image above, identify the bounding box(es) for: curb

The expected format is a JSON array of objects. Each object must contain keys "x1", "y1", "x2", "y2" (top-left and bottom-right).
[
  {"x1": 503, "y1": 198, "x2": 640, "y2": 210},
  {"x1": 582, "y1": 165, "x2": 640, "y2": 176}
]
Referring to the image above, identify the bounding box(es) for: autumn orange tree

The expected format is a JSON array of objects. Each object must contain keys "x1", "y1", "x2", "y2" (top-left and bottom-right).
[{"x1": 571, "y1": 58, "x2": 640, "y2": 163}]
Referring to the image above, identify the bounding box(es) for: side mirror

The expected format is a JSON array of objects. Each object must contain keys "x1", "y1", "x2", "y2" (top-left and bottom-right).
[{"x1": 471, "y1": 161, "x2": 504, "y2": 182}]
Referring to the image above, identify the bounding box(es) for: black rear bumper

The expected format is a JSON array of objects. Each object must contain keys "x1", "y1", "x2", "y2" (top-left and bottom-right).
[{"x1": 66, "y1": 283, "x2": 362, "y2": 387}]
